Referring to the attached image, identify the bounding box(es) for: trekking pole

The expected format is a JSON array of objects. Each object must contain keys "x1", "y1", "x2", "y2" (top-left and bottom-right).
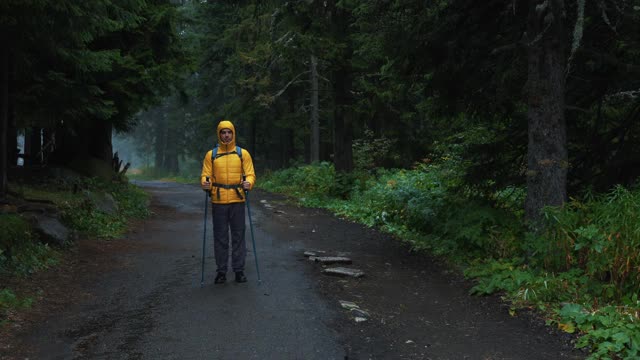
[
  {"x1": 245, "y1": 189, "x2": 261, "y2": 284},
  {"x1": 200, "y1": 177, "x2": 210, "y2": 287}
]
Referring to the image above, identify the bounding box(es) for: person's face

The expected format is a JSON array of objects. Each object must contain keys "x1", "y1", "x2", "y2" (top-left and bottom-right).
[{"x1": 220, "y1": 128, "x2": 233, "y2": 144}]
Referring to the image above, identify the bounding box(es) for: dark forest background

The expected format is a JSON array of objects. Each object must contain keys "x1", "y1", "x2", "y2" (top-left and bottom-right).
[
  {"x1": 2, "y1": 2, "x2": 640, "y2": 357},
  {"x1": 2, "y1": 0, "x2": 639, "y2": 226}
]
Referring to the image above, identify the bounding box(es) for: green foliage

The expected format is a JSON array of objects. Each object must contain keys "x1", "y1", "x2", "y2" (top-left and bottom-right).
[
  {"x1": 16, "y1": 178, "x2": 150, "y2": 240},
  {"x1": 432, "y1": 199, "x2": 522, "y2": 258},
  {"x1": 259, "y1": 162, "x2": 336, "y2": 206},
  {"x1": 60, "y1": 180, "x2": 150, "y2": 239},
  {"x1": 532, "y1": 185, "x2": 640, "y2": 299},
  {"x1": 262, "y1": 159, "x2": 522, "y2": 259},
  {"x1": 0, "y1": 214, "x2": 58, "y2": 277},
  {"x1": 3, "y1": 0, "x2": 189, "y2": 131},
  {"x1": 352, "y1": 128, "x2": 398, "y2": 171},
  {"x1": 0, "y1": 289, "x2": 33, "y2": 325},
  {"x1": 465, "y1": 260, "x2": 590, "y2": 306},
  {"x1": 557, "y1": 303, "x2": 640, "y2": 359}
]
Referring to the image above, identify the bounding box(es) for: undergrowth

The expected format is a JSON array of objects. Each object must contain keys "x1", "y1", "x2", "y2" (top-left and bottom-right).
[
  {"x1": 259, "y1": 160, "x2": 640, "y2": 359},
  {"x1": 1, "y1": 177, "x2": 151, "y2": 325}
]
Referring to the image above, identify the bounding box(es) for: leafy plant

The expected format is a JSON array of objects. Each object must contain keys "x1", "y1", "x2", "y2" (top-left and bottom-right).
[
  {"x1": 260, "y1": 162, "x2": 336, "y2": 205},
  {"x1": 537, "y1": 185, "x2": 640, "y2": 299},
  {"x1": 0, "y1": 289, "x2": 33, "y2": 325},
  {"x1": 0, "y1": 214, "x2": 58, "y2": 277},
  {"x1": 59, "y1": 180, "x2": 150, "y2": 239},
  {"x1": 556, "y1": 302, "x2": 640, "y2": 359}
]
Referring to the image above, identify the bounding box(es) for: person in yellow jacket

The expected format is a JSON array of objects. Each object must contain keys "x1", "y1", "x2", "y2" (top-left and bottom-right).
[{"x1": 200, "y1": 120, "x2": 256, "y2": 284}]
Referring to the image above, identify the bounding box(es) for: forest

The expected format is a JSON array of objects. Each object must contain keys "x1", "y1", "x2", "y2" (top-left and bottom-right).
[{"x1": 1, "y1": 1, "x2": 640, "y2": 358}]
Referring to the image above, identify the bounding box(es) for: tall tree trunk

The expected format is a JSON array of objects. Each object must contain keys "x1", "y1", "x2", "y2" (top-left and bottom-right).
[
  {"x1": 7, "y1": 109, "x2": 16, "y2": 168},
  {"x1": 154, "y1": 108, "x2": 167, "y2": 170},
  {"x1": 330, "y1": 3, "x2": 354, "y2": 174},
  {"x1": 41, "y1": 128, "x2": 54, "y2": 164},
  {"x1": 524, "y1": 0, "x2": 568, "y2": 227},
  {"x1": 88, "y1": 120, "x2": 113, "y2": 163},
  {"x1": 28, "y1": 127, "x2": 42, "y2": 166},
  {"x1": 0, "y1": 49, "x2": 8, "y2": 199},
  {"x1": 283, "y1": 93, "x2": 297, "y2": 167},
  {"x1": 310, "y1": 54, "x2": 320, "y2": 163},
  {"x1": 333, "y1": 65, "x2": 353, "y2": 173}
]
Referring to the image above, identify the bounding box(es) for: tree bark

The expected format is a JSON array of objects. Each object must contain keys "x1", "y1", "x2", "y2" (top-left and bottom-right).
[
  {"x1": 524, "y1": 0, "x2": 568, "y2": 227},
  {"x1": 0, "y1": 49, "x2": 8, "y2": 199},
  {"x1": 333, "y1": 65, "x2": 353, "y2": 173},
  {"x1": 154, "y1": 107, "x2": 167, "y2": 170},
  {"x1": 42, "y1": 128, "x2": 54, "y2": 164},
  {"x1": 310, "y1": 54, "x2": 320, "y2": 163},
  {"x1": 88, "y1": 120, "x2": 113, "y2": 163},
  {"x1": 330, "y1": 3, "x2": 354, "y2": 174},
  {"x1": 27, "y1": 127, "x2": 42, "y2": 166}
]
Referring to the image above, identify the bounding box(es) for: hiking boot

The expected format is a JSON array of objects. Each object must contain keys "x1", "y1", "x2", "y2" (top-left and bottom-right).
[
  {"x1": 235, "y1": 271, "x2": 247, "y2": 283},
  {"x1": 214, "y1": 272, "x2": 226, "y2": 284}
]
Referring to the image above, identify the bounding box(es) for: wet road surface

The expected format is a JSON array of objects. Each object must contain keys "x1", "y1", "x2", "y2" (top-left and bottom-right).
[{"x1": 1, "y1": 181, "x2": 585, "y2": 359}]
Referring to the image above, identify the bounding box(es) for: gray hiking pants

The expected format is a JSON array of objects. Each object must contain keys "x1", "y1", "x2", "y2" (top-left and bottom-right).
[{"x1": 211, "y1": 202, "x2": 246, "y2": 273}]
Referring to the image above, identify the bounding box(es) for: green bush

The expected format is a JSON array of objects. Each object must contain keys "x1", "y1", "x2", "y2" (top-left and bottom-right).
[
  {"x1": 432, "y1": 199, "x2": 522, "y2": 258},
  {"x1": 0, "y1": 289, "x2": 33, "y2": 325},
  {"x1": 15, "y1": 177, "x2": 150, "y2": 240},
  {"x1": 557, "y1": 302, "x2": 640, "y2": 359},
  {"x1": 0, "y1": 214, "x2": 58, "y2": 277},
  {"x1": 262, "y1": 160, "x2": 522, "y2": 260},
  {"x1": 535, "y1": 185, "x2": 640, "y2": 299},
  {"x1": 260, "y1": 162, "x2": 336, "y2": 206},
  {"x1": 59, "y1": 180, "x2": 150, "y2": 239}
]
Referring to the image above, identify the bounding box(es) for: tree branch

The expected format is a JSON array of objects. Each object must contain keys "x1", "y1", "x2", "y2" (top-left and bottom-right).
[{"x1": 273, "y1": 70, "x2": 311, "y2": 98}]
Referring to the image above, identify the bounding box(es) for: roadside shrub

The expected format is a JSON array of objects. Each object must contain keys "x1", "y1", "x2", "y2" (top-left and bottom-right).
[
  {"x1": 0, "y1": 289, "x2": 33, "y2": 325},
  {"x1": 432, "y1": 199, "x2": 522, "y2": 258},
  {"x1": 59, "y1": 180, "x2": 150, "y2": 239},
  {"x1": 345, "y1": 164, "x2": 447, "y2": 231},
  {"x1": 17, "y1": 177, "x2": 150, "y2": 240},
  {"x1": 260, "y1": 162, "x2": 335, "y2": 206},
  {"x1": 465, "y1": 260, "x2": 589, "y2": 307},
  {"x1": 535, "y1": 185, "x2": 640, "y2": 300},
  {"x1": 0, "y1": 214, "x2": 58, "y2": 276},
  {"x1": 352, "y1": 127, "x2": 399, "y2": 171},
  {"x1": 556, "y1": 302, "x2": 640, "y2": 359}
]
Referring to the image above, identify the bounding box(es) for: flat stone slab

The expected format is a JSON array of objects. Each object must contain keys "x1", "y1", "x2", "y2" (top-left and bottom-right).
[
  {"x1": 339, "y1": 300, "x2": 370, "y2": 322},
  {"x1": 303, "y1": 250, "x2": 326, "y2": 257},
  {"x1": 339, "y1": 300, "x2": 359, "y2": 310},
  {"x1": 309, "y1": 256, "x2": 352, "y2": 264},
  {"x1": 322, "y1": 267, "x2": 365, "y2": 278}
]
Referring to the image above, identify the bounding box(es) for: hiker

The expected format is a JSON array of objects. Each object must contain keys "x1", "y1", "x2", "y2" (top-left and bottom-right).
[{"x1": 200, "y1": 120, "x2": 256, "y2": 284}]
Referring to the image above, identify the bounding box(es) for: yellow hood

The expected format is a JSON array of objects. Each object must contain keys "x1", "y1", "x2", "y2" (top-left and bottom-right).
[{"x1": 217, "y1": 120, "x2": 236, "y2": 152}]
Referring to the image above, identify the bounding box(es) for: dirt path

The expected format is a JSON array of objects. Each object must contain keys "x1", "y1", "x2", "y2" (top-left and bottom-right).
[{"x1": 0, "y1": 182, "x2": 585, "y2": 359}]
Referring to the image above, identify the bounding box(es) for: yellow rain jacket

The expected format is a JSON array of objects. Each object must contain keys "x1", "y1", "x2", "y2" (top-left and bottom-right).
[{"x1": 200, "y1": 120, "x2": 256, "y2": 204}]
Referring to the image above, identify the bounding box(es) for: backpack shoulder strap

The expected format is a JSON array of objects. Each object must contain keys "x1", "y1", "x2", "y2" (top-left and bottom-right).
[
  {"x1": 211, "y1": 145, "x2": 218, "y2": 170},
  {"x1": 236, "y1": 146, "x2": 245, "y2": 176},
  {"x1": 210, "y1": 145, "x2": 244, "y2": 172}
]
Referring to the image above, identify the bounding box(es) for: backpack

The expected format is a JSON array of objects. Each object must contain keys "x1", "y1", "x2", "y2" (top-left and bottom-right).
[{"x1": 210, "y1": 145, "x2": 245, "y2": 200}]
